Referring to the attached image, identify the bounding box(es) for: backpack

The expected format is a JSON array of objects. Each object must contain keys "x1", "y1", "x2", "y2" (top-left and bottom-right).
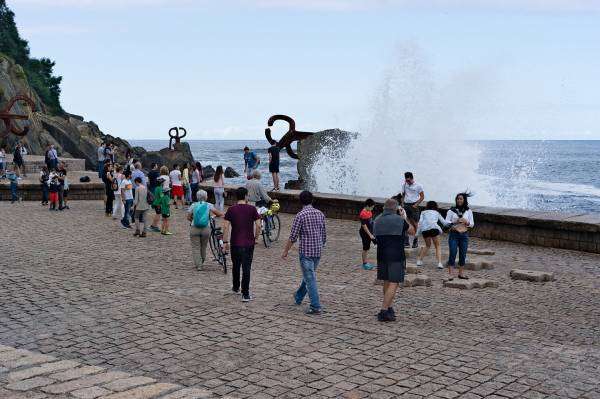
[
  {"x1": 146, "y1": 189, "x2": 154, "y2": 205},
  {"x1": 111, "y1": 177, "x2": 119, "y2": 191},
  {"x1": 192, "y1": 202, "x2": 210, "y2": 228}
]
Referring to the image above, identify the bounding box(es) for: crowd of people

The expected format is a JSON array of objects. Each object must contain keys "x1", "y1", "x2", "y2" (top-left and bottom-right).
[{"x1": 4, "y1": 140, "x2": 475, "y2": 322}]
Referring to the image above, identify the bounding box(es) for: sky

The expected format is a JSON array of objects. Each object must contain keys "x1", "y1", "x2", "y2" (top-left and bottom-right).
[{"x1": 7, "y1": 0, "x2": 600, "y2": 140}]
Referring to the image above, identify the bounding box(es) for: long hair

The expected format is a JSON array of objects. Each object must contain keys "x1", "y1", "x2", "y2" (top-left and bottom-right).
[
  {"x1": 195, "y1": 162, "x2": 203, "y2": 179},
  {"x1": 454, "y1": 192, "x2": 472, "y2": 212},
  {"x1": 214, "y1": 165, "x2": 224, "y2": 183}
]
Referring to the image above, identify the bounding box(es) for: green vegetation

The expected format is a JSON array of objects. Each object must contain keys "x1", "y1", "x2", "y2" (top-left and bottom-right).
[{"x1": 0, "y1": 0, "x2": 63, "y2": 114}]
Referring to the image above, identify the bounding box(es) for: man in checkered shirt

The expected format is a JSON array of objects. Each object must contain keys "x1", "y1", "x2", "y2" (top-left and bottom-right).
[{"x1": 282, "y1": 191, "x2": 327, "y2": 315}]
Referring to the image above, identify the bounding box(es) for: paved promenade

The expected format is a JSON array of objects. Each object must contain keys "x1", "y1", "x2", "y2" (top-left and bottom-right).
[{"x1": 0, "y1": 201, "x2": 599, "y2": 399}]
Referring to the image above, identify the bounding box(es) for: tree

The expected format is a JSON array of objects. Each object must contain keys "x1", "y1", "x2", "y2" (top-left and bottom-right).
[{"x1": 0, "y1": 0, "x2": 63, "y2": 114}]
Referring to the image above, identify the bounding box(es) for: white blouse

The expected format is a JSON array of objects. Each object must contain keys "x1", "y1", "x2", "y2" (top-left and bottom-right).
[
  {"x1": 445, "y1": 208, "x2": 475, "y2": 229},
  {"x1": 417, "y1": 210, "x2": 448, "y2": 234}
]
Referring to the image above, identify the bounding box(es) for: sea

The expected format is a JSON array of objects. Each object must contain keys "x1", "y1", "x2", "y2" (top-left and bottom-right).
[{"x1": 130, "y1": 139, "x2": 600, "y2": 215}]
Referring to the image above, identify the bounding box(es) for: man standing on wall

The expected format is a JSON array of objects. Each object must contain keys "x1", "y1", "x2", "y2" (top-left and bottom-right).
[
  {"x1": 282, "y1": 191, "x2": 327, "y2": 315},
  {"x1": 97, "y1": 142, "x2": 106, "y2": 178},
  {"x1": 243, "y1": 146, "x2": 260, "y2": 180},
  {"x1": 401, "y1": 171, "x2": 424, "y2": 248},
  {"x1": 268, "y1": 141, "x2": 281, "y2": 191}
]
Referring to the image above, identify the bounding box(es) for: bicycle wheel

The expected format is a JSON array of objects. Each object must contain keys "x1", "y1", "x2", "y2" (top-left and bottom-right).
[
  {"x1": 220, "y1": 249, "x2": 227, "y2": 274},
  {"x1": 262, "y1": 219, "x2": 271, "y2": 248},
  {"x1": 209, "y1": 231, "x2": 219, "y2": 260},
  {"x1": 269, "y1": 214, "x2": 281, "y2": 242}
]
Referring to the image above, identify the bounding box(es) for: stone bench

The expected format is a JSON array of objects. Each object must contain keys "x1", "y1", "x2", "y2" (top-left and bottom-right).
[
  {"x1": 510, "y1": 269, "x2": 555, "y2": 282},
  {"x1": 443, "y1": 278, "x2": 498, "y2": 289}
]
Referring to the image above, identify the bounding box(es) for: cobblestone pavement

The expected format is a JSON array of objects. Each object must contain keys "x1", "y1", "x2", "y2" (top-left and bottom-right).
[{"x1": 0, "y1": 201, "x2": 599, "y2": 399}]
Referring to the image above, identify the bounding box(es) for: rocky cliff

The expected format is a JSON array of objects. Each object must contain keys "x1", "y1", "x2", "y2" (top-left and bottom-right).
[{"x1": 0, "y1": 54, "x2": 193, "y2": 170}]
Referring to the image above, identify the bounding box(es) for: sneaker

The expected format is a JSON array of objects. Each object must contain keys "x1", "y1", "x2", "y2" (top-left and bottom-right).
[
  {"x1": 134, "y1": 230, "x2": 140, "y2": 237},
  {"x1": 140, "y1": 232, "x2": 147, "y2": 238},
  {"x1": 149, "y1": 226, "x2": 160, "y2": 232},
  {"x1": 387, "y1": 308, "x2": 397, "y2": 321},
  {"x1": 241, "y1": 294, "x2": 253, "y2": 302},
  {"x1": 362, "y1": 263, "x2": 375, "y2": 271},
  {"x1": 458, "y1": 275, "x2": 469, "y2": 280},
  {"x1": 437, "y1": 263, "x2": 444, "y2": 269},
  {"x1": 416, "y1": 260, "x2": 423, "y2": 267},
  {"x1": 161, "y1": 231, "x2": 173, "y2": 236},
  {"x1": 377, "y1": 309, "x2": 394, "y2": 322},
  {"x1": 232, "y1": 288, "x2": 240, "y2": 295},
  {"x1": 305, "y1": 308, "x2": 321, "y2": 315}
]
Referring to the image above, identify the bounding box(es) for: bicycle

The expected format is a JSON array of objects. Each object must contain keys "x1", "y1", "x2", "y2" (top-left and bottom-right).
[
  {"x1": 208, "y1": 217, "x2": 227, "y2": 274},
  {"x1": 259, "y1": 201, "x2": 281, "y2": 248}
]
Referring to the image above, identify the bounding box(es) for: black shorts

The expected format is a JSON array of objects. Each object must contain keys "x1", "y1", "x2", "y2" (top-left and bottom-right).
[
  {"x1": 377, "y1": 261, "x2": 405, "y2": 283},
  {"x1": 154, "y1": 206, "x2": 161, "y2": 215},
  {"x1": 422, "y1": 229, "x2": 440, "y2": 238},
  {"x1": 359, "y1": 229, "x2": 371, "y2": 251},
  {"x1": 403, "y1": 203, "x2": 420, "y2": 223},
  {"x1": 269, "y1": 163, "x2": 280, "y2": 173}
]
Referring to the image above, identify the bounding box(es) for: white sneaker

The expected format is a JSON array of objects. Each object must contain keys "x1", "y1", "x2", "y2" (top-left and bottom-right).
[
  {"x1": 416, "y1": 260, "x2": 423, "y2": 267},
  {"x1": 437, "y1": 263, "x2": 444, "y2": 269}
]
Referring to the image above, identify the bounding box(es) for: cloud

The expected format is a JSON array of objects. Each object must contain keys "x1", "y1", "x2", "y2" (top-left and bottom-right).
[{"x1": 11, "y1": 0, "x2": 600, "y2": 12}]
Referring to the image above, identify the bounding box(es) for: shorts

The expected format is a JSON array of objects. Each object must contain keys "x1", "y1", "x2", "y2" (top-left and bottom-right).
[
  {"x1": 359, "y1": 229, "x2": 371, "y2": 251},
  {"x1": 269, "y1": 162, "x2": 280, "y2": 173},
  {"x1": 154, "y1": 206, "x2": 162, "y2": 215},
  {"x1": 63, "y1": 190, "x2": 69, "y2": 198},
  {"x1": 403, "y1": 202, "x2": 421, "y2": 223},
  {"x1": 49, "y1": 192, "x2": 59, "y2": 203},
  {"x1": 422, "y1": 229, "x2": 440, "y2": 238},
  {"x1": 162, "y1": 213, "x2": 170, "y2": 219},
  {"x1": 134, "y1": 209, "x2": 147, "y2": 223},
  {"x1": 171, "y1": 185, "x2": 184, "y2": 197},
  {"x1": 377, "y1": 260, "x2": 405, "y2": 283}
]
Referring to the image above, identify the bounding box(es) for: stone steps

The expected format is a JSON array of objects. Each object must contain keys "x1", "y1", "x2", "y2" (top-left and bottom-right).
[{"x1": 3, "y1": 155, "x2": 86, "y2": 174}]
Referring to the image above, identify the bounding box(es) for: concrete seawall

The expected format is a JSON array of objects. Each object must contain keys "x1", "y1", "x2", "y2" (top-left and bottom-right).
[{"x1": 199, "y1": 182, "x2": 600, "y2": 254}]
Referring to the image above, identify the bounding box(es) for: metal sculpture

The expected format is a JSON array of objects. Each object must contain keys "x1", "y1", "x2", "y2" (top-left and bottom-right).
[
  {"x1": 265, "y1": 115, "x2": 314, "y2": 159},
  {"x1": 0, "y1": 94, "x2": 36, "y2": 137},
  {"x1": 169, "y1": 126, "x2": 187, "y2": 150}
]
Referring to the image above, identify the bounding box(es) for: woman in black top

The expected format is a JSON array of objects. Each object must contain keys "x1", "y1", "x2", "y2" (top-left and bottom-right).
[{"x1": 103, "y1": 163, "x2": 115, "y2": 217}]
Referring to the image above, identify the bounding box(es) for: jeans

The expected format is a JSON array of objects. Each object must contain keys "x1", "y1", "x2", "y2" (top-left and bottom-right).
[
  {"x1": 231, "y1": 246, "x2": 254, "y2": 296},
  {"x1": 97, "y1": 160, "x2": 104, "y2": 178},
  {"x1": 190, "y1": 226, "x2": 211, "y2": 269},
  {"x1": 122, "y1": 199, "x2": 133, "y2": 226},
  {"x1": 184, "y1": 184, "x2": 192, "y2": 204},
  {"x1": 41, "y1": 183, "x2": 49, "y2": 203},
  {"x1": 214, "y1": 187, "x2": 225, "y2": 211},
  {"x1": 191, "y1": 183, "x2": 199, "y2": 202},
  {"x1": 448, "y1": 231, "x2": 469, "y2": 267},
  {"x1": 10, "y1": 182, "x2": 17, "y2": 202},
  {"x1": 295, "y1": 254, "x2": 321, "y2": 310},
  {"x1": 105, "y1": 185, "x2": 114, "y2": 214}
]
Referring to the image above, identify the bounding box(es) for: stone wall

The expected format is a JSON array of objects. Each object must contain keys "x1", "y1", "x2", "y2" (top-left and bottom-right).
[
  {"x1": 0, "y1": 182, "x2": 104, "y2": 201},
  {"x1": 198, "y1": 183, "x2": 600, "y2": 254}
]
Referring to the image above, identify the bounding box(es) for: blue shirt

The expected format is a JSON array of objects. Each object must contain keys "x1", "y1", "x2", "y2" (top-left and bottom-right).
[{"x1": 244, "y1": 151, "x2": 258, "y2": 169}]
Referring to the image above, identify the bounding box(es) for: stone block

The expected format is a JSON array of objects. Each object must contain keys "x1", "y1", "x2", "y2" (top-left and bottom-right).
[
  {"x1": 4, "y1": 354, "x2": 56, "y2": 369},
  {"x1": 6, "y1": 376, "x2": 55, "y2": 391},
  {"x1": 509, "y1": 269, "x2": 555, "y2": 282},
  {"x1": 72, "y1": 386, "x2": 113, "y2": 399},
  {"x1": 103, "y1": 376, "x2": 156, "y2": 392},
  {"x1": 8, "y1": 360, "x2": 80, "y2": 382},
  {"x1": 443, "y1": 278, "x2": 498, "y2": 289},
  {"x1": 49, "y1": 365, "x2": 105, "y2": 382},
  {"x1": 42, "y1": 371, "x2": 130, "y2": 394},
  {"x1": 405, "y1": 264, "x2": 422, "y2": 274},
  {"x1": 463, "y1": 260, "x2": 494, "y2": 271},
  {"x1": 403, "y1": 274, "x2": 432, "y2": 287},
  {"x1": 161, "y1": 387, "x2": 213, "y2": 399},
  {"x1": 99, "y1": 383, "x2": 180, "y2": 399},
  {"x1": 468, "y1": 249, "x2": 495, "y2": 256}
]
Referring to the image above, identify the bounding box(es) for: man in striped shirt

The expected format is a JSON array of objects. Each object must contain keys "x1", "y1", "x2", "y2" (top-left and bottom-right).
[{"x1": 282, "y1": 191, "x2": 327, "y2": 315}]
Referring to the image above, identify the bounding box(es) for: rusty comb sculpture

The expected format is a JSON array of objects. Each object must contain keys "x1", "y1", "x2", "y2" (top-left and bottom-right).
[
  {"x1": 169, "y1": 126, "x2": 187, "y2": 150},
  {"x1": 265, "y1": 115, "x2": 314, "y2": 159},
  {"x1": 0, "y1": 94, "x2": 36, "y2": 137}
]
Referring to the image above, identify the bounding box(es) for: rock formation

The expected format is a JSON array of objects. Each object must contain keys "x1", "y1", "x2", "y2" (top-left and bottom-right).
[
  {"x1": 285, "y1": 128, "x2": 355, "y2": 190},
  {"x1": 0, "y1": 54, "x2": 194, "y2": 170}
]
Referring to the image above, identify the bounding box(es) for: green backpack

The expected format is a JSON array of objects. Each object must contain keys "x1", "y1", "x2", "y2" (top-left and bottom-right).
[{"x1": 193, "y1": 202, "x2": 210, "y2": 228}]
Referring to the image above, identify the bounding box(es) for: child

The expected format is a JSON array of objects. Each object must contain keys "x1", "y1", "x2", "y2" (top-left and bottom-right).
[
  {"x1": 132, "y1": 176, "x2": 150, "y2": 237},
  {"x1": 159, "y1": 186, "x2": 172, "y2": 235},
  {"x1": 359, "y1": 199, "x2": 376, "y2": 270},
  {"x1": 48, "y1": 174, "x2": 60, "y2": 210},
  {"x1": 119, "y1": 170, "x2": 134, "y2": 229},
  {"x1": 7, "y1": 169, "x2": 19, "y2": 203},
  {"x1": 416, "y1": 201, "x2": 448, "y2": 269},
  {"x1": 40, "y1": 166, "x2": 50, "y2": 205}
]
